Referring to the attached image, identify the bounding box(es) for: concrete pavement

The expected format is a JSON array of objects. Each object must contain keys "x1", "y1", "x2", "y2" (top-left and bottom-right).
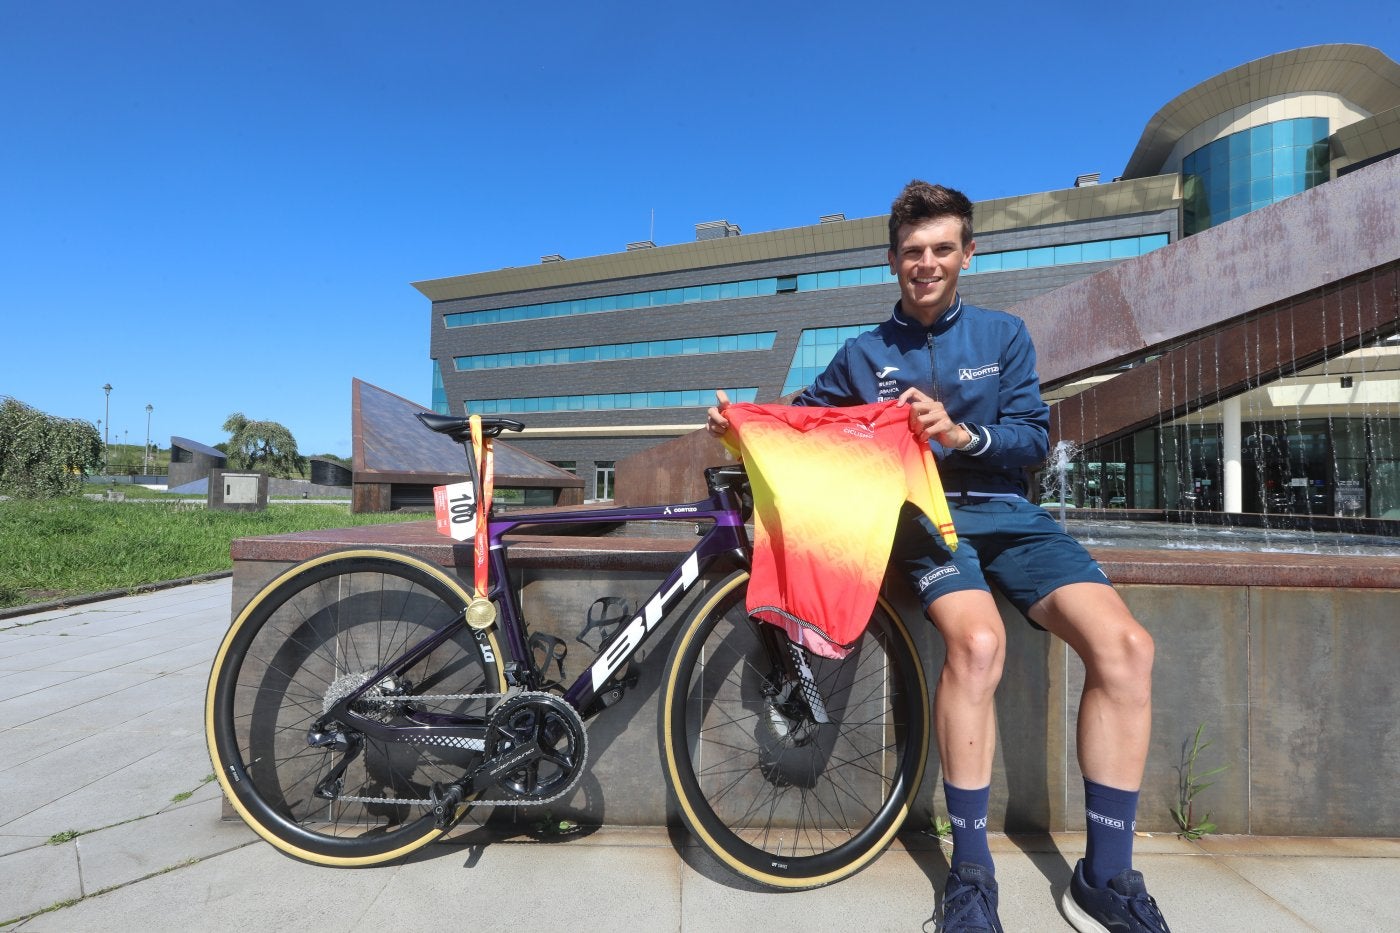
[{"x1": 3, "y1": 578, "x2": 1398, "y2": 931}]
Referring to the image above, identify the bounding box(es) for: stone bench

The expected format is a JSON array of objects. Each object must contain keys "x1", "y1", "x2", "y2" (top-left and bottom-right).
[{"x1": 226, "y1": 519, "x2": 1400, "y2": 837}]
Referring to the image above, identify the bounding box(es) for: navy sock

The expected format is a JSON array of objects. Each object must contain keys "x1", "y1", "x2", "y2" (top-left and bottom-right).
[
  {"x1": 944, "y1": 781, "x2": 993, "y2": 873},
  {"x1": 1083, "y1": 778, "x2": 1140, "y2": 888}
]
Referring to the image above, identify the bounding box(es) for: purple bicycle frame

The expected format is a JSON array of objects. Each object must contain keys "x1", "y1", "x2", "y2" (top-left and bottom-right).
[{"x1": 484, "y1": 489, "x2": 751, "y2": 716}]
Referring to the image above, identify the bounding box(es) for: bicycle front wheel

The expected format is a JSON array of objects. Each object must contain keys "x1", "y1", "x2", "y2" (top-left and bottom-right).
[
  {"x1": 206, "y1": 549, "x2": 507, "y2": 866},
  {"x1": 661, "y1": 570, "x2": 929, "y2": 889}
]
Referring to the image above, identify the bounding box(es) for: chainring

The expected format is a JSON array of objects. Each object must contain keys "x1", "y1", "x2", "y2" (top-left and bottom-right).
[{"x1": 478, "y1": 691, "x2": 588, "y2": 804}]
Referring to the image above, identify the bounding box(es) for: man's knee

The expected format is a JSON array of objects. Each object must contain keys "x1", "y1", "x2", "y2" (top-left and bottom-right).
[
  {"x1": 1088, "y1": 616, "x2": 1155, "y2": 702},
  {"x1": 928, "y1": 596, "x2": 1006, "y2": 685}
]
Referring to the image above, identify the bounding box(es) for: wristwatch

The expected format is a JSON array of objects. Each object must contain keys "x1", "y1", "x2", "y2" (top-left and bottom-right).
[{"x1": 956, "y1": 423, "x2": 983, "y2": 452}]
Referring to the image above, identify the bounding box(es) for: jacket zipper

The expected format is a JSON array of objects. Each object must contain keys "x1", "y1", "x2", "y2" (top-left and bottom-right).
[{"x1": 926, "y1": 332, "x2": 940, "y2": 403}]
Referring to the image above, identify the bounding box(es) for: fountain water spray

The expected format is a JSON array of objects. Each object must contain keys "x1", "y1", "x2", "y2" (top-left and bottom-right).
[{"x1": 1041, "y1": 439, "x2": 1082, "y2": 528}]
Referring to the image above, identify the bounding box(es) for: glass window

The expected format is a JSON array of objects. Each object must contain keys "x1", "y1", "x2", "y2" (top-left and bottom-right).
[
  {"x1": 776, "y1": 275, "x2": 797, "y2": 293},
  {"x1": 1109, "y1": 238, "x2": 1136, "y2": 259},
  {"x1": 594, "y1": 461, "x2": 615, "y2": 500},
  {"x1": 1081, "y1": 240, "x2": 1112, "y2": 262}
]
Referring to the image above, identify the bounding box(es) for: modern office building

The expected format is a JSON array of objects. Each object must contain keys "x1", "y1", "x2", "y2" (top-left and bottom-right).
[{"x1": 416, "y1": 44, "x2": 1400, "y2": 514}]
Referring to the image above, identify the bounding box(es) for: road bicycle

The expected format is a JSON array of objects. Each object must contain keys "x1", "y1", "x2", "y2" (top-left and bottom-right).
[{"x1": 205, "y1": 412, "x2": 930, "y2": 888}]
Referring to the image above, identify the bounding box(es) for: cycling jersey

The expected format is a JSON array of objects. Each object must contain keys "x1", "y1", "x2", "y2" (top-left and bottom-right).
[
  {"x1": 793, "y1": 296, "x2": 1050, "y2": 497},
  {"x1": 723, "y1": 400, "x2": 957, "y2": 658}
]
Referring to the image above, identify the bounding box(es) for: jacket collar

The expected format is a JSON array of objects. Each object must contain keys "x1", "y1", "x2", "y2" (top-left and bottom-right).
[{"x1": 890, "y1": 294, "x2": 963, "y2": 334}]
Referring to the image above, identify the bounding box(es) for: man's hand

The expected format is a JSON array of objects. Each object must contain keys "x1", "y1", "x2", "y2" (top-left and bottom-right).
[
  {"x1": 706, "y1": 389, "x2": 731, "y2": 437},
  {"x1": 896, "y1": 387, "x2": 970, "y2": 448}
]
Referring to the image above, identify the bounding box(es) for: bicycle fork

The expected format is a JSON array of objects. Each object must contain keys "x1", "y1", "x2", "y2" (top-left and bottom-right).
[{"x1": 761, "y1": 627, "x2": 832, "y2": 744}]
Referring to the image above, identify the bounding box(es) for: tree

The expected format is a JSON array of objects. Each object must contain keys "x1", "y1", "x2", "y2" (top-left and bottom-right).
[
  {"x1": 222, "y1": 412, "x2": 308, "y2": 479},
  {"x1": 0, "y1": 396, "x2": 104, "y2": 498}
]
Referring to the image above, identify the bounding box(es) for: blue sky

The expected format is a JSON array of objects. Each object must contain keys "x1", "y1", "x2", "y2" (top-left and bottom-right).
[{"x1": 3, "y1": 2, "x2": 1397, "y2": 458}]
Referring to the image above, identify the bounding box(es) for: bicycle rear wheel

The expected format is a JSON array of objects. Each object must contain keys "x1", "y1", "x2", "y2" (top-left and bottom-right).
[
  {"x1": 206, "y1": 549, "x2": 507, "y2": 866},
  {"x1": 661, "y1": 570, "x2": 929, "y2": 888}
]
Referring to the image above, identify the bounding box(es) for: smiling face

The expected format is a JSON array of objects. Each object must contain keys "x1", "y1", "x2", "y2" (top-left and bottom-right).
[{"x1": 888, "y1": 216, "x2": 975, "y2": 326}]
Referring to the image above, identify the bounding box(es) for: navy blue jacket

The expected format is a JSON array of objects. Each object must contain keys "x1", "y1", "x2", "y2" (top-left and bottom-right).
[{"x1": 792, "y1": 295, "x2": 1049, "y2": 497}]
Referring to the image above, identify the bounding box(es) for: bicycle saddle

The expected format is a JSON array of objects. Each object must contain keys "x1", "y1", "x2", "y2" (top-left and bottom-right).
[{"x1": 416, "y1": 411, "x2": 525, "y2": 440}]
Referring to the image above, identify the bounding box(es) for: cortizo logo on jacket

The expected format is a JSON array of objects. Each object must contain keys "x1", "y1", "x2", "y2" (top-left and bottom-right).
[{"x1": 959, "y1": 363, "x2": 1000, "y2": 381}]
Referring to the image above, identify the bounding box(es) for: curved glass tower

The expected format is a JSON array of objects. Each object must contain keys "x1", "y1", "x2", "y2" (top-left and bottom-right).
[{"x1": 1181, "y1": 117, "x2": 1330, "y2": 235}]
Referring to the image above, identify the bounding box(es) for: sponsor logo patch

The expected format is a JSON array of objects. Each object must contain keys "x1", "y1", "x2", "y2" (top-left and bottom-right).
[
  {"x1": 1086, "y1": 809, "x2": 1126, "y2": 831},
  {"x1": 959, "y1": 363, "x2": 1000, "y2": 381},
  {"x1": 917, "y1": 565, "x2": 960, "y2": 591},
  {"x1": 876, "y1": 366, "x2": 900, "y2": 379}
]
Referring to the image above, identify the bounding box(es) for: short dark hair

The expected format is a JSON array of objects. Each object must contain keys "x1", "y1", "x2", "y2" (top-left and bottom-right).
[{"x1": 888, "y1": 180, "x2": 974, "y2": 251}]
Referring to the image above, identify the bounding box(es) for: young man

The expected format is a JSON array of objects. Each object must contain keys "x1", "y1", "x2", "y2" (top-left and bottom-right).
[{"x1": 707, "y1": 181, "x2": 1170, "y2": 933}]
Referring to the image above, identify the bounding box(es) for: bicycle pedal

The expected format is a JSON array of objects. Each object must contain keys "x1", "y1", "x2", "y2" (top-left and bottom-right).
[{"x1": 429, "y1": 781, "x2": 466, "y2": 829}]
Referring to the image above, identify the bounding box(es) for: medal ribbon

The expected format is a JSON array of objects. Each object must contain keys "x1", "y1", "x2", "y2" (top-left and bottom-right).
[{"x1": 469, "y1": 416, "x2": 494, "y2": 597}]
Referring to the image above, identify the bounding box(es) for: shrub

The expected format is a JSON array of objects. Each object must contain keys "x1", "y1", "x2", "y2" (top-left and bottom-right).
[{"x1": 0, "y1": 397, "x2": 104, "y2": 499}]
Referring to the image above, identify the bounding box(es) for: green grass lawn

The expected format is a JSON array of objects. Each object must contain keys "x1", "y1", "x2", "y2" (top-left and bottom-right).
[{"x1": 0, "y1": 497, "x2": 425, "y2": 609}]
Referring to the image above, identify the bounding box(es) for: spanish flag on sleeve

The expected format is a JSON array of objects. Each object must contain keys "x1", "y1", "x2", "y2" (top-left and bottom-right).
[{"x1": 723, "y1": 400, "x2": 957, "y2": 658}]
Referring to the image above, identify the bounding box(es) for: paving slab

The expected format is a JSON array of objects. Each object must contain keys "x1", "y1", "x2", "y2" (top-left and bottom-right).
[
  {"x1": 0, "y1": 668, "x2": 168, "y2": 728},
  {"x1": 1225, "y1": 854, "x2": 1400, "y2": 930},
  {"x1": 0, "y1": 669, "x2": 89, "y2": 703},
  {"x1": 11, "y1": 842, "x2": 401, "y2": 932},
  {"x1": 0, "y1": 833, "x2": 49, "y2": 858},
  {"x1": 352, "y1": 832, "x2": 686, "y2": 933},
  {"x1": 2, "y1": 838, "x2": 82, "y2": 924},
  {"x1": 1, "y1": 735, "x2": 217, "y2": 836},
  {"x1": 75, "y1": 795, "x2": 257, "y2": 893}
]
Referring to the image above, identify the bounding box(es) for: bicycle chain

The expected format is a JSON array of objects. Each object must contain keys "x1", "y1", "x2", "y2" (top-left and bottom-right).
[{"x1": 334, "y1": 690, "x2": 582, "y2": 809}]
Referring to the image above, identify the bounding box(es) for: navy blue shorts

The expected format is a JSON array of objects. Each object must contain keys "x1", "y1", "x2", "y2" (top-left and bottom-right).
[{"x1": 890, "y1": 496, "x2": 1111, "y2": 622}]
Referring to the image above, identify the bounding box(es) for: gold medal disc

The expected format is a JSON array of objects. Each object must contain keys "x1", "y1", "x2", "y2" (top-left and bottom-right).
[{"x1": 465, "y1": 596, "x2": 497, "y2": 630}]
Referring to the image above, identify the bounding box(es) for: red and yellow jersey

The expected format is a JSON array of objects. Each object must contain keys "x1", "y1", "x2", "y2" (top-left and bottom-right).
[{"x1": 723, "y1": 401, "x2": 957, "y2": 658}]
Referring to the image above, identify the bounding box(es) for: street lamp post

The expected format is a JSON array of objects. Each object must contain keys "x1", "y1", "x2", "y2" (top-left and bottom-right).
[
  {"x1": 144, "y1": 404, "x2": 153, "y2": 475},
  {"x1": 102, "y1": 383, "x2": 112, "y2": 470}
]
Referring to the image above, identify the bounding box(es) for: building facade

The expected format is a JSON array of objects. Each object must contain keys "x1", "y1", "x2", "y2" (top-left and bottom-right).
[{"x1": 418, "y1": 44, "x2": 1400, "y2": 514}]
